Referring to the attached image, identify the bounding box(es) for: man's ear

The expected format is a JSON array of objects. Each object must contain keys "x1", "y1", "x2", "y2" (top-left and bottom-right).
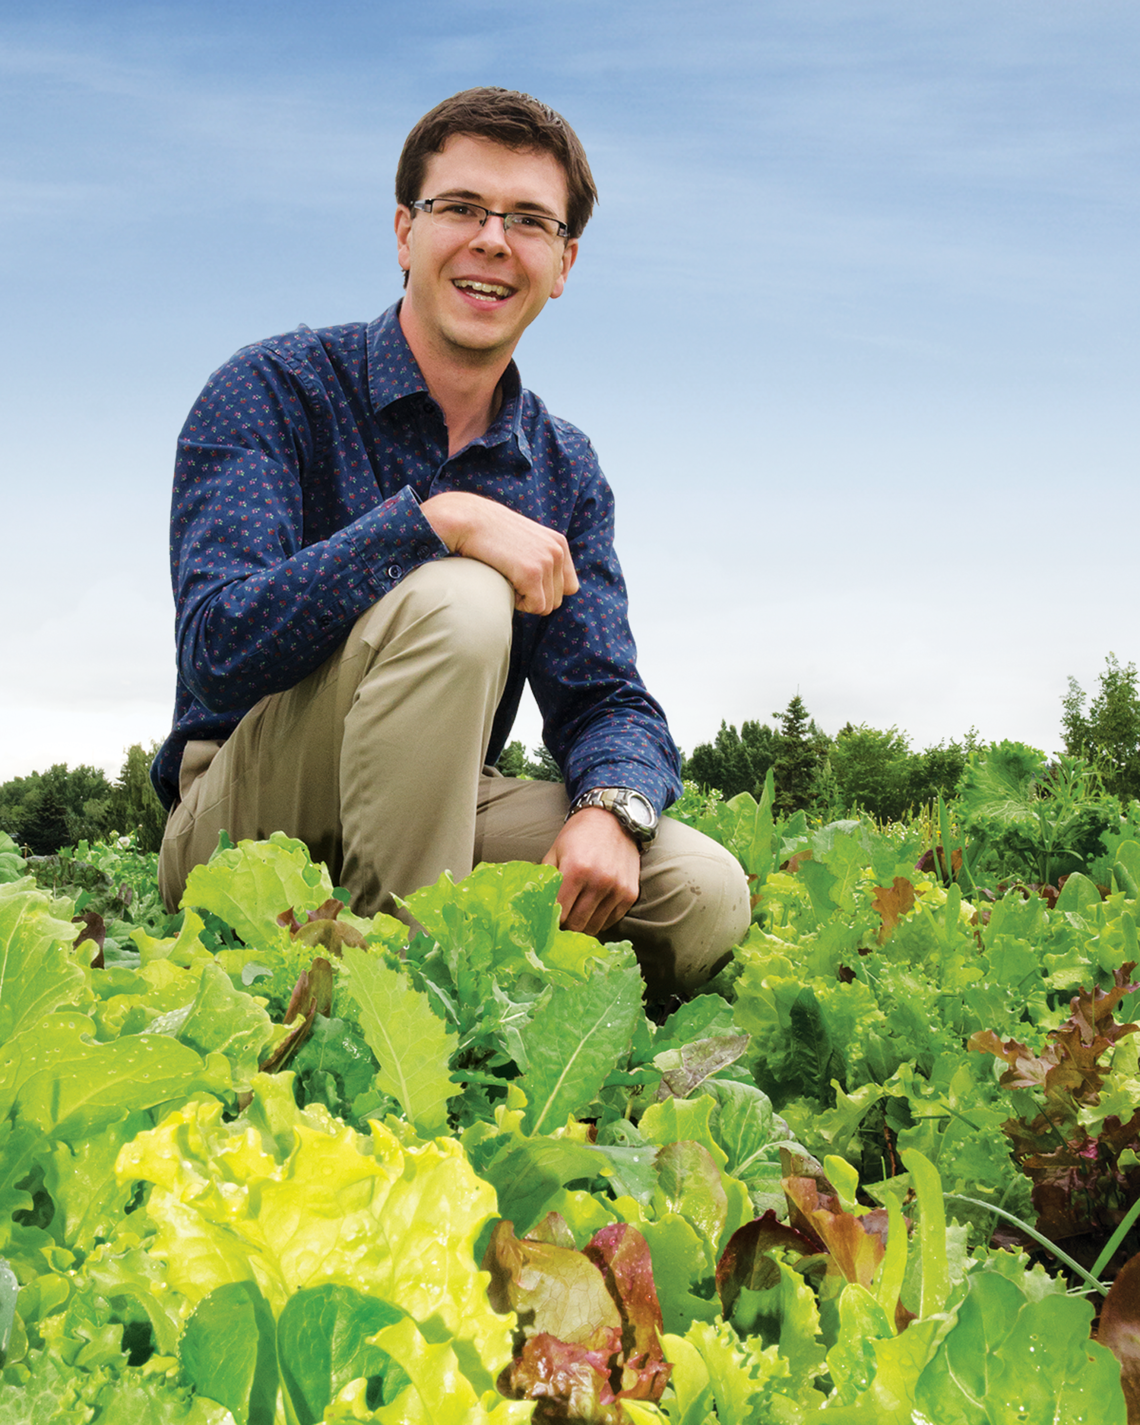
[
  {"x1": 394, "y1": 206, "x2": 413, "y2": 275},
  {"x1": 550, "y1": 238, "x2": 579, "y2": 300}
]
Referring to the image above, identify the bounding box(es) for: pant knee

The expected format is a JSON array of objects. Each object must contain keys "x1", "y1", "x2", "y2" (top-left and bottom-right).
[
  {"x1": 623, "y1": 829, "x2": 751, "y2": 1000},
  {"x1": 364, "y1": 557, "x2": 514, "y2": 669},
  {"x1": 672, "y1": 846, "x2": 751, "y2": 992}
]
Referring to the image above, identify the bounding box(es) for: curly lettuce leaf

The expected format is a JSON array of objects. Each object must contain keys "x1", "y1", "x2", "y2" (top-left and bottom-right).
[
  {"x1": 402, "y1": 862, "x2": 561, "y2": 991},
  {"x1": 0, "y1": 831, "x2": 26, "y2": 884},
  {"x1": 0, "y1": 882, "x2": 86, "y2": 1043},
  {"x1": 360, "y1": 1316, "x2": 533, "y2": 1424},
  {"x1": 181, "y1": 832, "x2": 334, "y2": 947},
  {"x1": 115, "y1": 1076, "x2": 513, "y2": 1386}
]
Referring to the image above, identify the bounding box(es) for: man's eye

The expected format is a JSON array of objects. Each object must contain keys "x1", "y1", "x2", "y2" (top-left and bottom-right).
[{"x1": 440, "y1": 202, "x2": 475, "y2": 216}]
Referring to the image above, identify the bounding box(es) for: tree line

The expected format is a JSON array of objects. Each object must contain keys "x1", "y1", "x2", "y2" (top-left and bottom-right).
[
  {"x1": 501, "y1": 655, "x2": 1140, "y2": 822},
  {"x1": 4, "y1": 655, "x2": 1139, "y2": 858},
  {"x1": 682, "y1": 696, "x2": 975, "y2": 820},
  {"x1": 0, "y1": 744, "x2": 167, "y2": 856}
]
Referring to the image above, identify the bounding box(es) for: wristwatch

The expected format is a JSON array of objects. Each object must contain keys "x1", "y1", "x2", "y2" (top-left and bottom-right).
[{"x1": 566, "y1": 786, "x2": 659, "y2": 848}]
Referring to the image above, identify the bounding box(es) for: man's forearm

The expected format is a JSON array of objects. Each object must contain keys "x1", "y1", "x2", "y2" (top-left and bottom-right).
[{"x1": 174, "y1": 487, "x2": 446, "y2": 712}]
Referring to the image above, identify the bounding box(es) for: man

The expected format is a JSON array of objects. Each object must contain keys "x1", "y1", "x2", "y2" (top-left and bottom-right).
[{"x1": 153, "y1": 87, "x2": 749, "y2": 999}]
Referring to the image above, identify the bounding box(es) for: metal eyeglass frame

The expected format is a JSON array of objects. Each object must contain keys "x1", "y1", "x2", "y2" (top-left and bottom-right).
[{"x1": 410, "y1": 198, "x2": 569, "y2": 240}]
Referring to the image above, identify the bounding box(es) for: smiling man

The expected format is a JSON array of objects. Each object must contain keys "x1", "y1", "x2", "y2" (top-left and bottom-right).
[{"x1": 152, "y1": 87, "x2": 749, "y2": 1000}]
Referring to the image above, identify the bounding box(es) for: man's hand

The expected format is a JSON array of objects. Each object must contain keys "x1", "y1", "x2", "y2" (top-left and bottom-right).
[
  {"x1": 421, "y1": 491, "x2": 578, "y2": 616},
  {"x1": 542, "y1": 807, "x2": 641, "y2": 937}
]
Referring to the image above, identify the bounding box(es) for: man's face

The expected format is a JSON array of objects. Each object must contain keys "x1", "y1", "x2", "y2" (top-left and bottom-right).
[{"x1": 395, "y1": 134, "x2": 578, "y2": 368}]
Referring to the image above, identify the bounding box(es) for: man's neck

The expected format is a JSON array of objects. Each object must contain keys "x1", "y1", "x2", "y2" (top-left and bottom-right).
[{"x1": 399, "y1": 304, "x2": 512, "y2": 457}]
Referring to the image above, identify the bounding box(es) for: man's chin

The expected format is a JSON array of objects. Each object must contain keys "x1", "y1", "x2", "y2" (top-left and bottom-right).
[{"x1": 440, "y1": 322, "x2": 517, "y2": 363}]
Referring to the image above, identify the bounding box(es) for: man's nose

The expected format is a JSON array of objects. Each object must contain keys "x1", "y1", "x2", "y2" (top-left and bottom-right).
[{"x1": 470, "y1": 215, "x2": 510, "y2": 254}]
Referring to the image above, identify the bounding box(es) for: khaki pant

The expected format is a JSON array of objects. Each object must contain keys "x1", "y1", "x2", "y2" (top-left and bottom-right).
[{"x1": 159, "y1": 559, "x2": 749, "y2": 997}]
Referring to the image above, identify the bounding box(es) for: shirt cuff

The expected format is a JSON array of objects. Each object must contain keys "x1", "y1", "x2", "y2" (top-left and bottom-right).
[{"x1": 344, "y1": 486, "x2": 450, "y2": 601}]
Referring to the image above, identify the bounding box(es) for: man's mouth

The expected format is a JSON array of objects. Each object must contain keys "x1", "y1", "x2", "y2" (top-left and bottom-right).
[{"x1": 453, "y1": 279, "x2": 514, "y2": 302}]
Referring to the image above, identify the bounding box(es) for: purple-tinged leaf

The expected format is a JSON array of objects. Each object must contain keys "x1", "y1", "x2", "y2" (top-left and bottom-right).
[
  {"x1": 277, "y1": 898, "x2": 367, "y2": 954},
  {"x1": 483, "y1": 1220, "x2": 622, "y2": 1352},
  {"x1": 72, "y1": 910, "x2": 105, "y2": 968},
  {"x1": 498, "y1": 1333, "x2": 618, "y2": 1421},
  {"x1": 259, "y1": 957, "x2": 334, "y2": 1074},
  {"x1": 1098, "y1": 1250, "x2": 1140, "y2": 1420},
  {"x1": 584, "y1": 1223, "x2": 671, "y2": 1400},
  {"x1": 715, "y1": 1209, "x2": 823, "y2": 1318}
]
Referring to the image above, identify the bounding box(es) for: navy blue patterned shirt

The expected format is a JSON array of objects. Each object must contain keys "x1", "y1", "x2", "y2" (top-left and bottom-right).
[{"x1": 152, "y1": 303, "x2": 682, "y2": 813}]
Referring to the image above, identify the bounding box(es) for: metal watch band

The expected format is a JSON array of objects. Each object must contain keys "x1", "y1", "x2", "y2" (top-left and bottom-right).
[{"x1": 566, "y1": 786, "x2": 659, "y2": 847}]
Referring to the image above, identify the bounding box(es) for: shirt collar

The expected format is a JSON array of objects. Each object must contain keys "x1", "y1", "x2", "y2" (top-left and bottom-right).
[{"x1": 366, "y1": 302, "x2": 532, "y2": 465}]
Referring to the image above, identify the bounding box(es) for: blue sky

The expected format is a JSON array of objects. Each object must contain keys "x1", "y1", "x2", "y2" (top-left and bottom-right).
[{"x1": 2, "y1": 0, "x2": 1137, "y2": 783}]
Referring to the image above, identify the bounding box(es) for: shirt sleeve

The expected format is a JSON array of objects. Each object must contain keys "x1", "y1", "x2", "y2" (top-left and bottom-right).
[
  {"x1": 526, "y1": 447, "x2": 683, "y2": 813},
  {"x1": 170, "y1": 344, "x2": 447, "y2": 715}
]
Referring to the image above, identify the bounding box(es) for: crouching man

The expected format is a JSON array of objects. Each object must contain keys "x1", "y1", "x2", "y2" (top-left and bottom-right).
[{"x1": 151, "y1": 86, "x2": 749, "y2": 1000}]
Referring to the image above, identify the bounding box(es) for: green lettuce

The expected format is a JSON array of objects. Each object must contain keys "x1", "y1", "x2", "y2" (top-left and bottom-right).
[{"x1": 116, "y1": 1074, "x2": 515, "y2": 1390}]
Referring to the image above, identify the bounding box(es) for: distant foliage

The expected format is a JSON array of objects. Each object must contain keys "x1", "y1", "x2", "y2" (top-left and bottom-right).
[
  {"x1": 0, "y1": 743, "x2": 167, "y2": 856},
  {"x1": 496, "y1": 739, "x2": 564, "y2": 783},
  {"x1": 824, "y1": 724, "x2": 914, "y2": 823},
  {"x1": 683, "y1": 697, "x2": 972, "y2": 822},
  {"x1": 683, "y1": 719, "x2": 775, "y2": 801},
  {"x1": 0, "y1": 762, "x2": 114, "y2": 855},
  {"x1": 1062, "y1": 653, "x2": 1140, "y2": 801},
  {"x1": 824, "y1": 726, "x2": 972, "y2": 823},
  {"x1": 109, "y1": 742, "x2": 168, "y2": 853}
]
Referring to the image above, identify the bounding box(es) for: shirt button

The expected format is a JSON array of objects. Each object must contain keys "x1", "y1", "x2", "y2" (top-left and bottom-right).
[{"x1": 388, "y1": 564, "x2": 402, "y2": 580}]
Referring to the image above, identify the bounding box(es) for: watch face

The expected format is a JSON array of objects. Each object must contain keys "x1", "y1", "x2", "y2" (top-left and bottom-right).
[
  {"x1": 624, "y1": 791, "x2": 655, "y2": 829},
  {"x1": 578, "y1": 788, "x2": 658, "y2": 843}
]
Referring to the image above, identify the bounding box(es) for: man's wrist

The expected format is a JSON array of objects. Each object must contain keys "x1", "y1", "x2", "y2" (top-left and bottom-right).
[{"x1": 566, "y1": 786, "x2": 658, "y2": 848}]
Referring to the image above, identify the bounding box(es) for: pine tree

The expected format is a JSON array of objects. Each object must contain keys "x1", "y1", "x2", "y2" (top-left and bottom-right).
[
  {"x1": 771, "y1": 695, "x2": 829, "y2": 814},
  {"x1": 682, "y1": 720, "x2": 774, "y2": 799}
]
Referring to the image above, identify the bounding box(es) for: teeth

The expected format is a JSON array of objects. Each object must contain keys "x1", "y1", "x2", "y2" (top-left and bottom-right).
[{"x1": 455, "y1": 280, "x2": 511, "y2": 299}]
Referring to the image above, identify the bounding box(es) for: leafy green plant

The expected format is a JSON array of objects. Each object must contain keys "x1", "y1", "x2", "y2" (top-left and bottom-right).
[
  {"x1": 959, "y1": 741, "x2": 1116, "y2": 885},
  {"x1": 970, "y1": 964, "x2": 1140, "y2": 1278},
  {"x1": 4, "y1": 826, "x2": 1137, "y2": 1419}
]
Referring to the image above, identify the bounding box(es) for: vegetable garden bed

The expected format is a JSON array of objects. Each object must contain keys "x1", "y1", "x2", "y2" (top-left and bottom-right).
[{"x1": 1, "y1": 770, "x2": 1137, "y2": 1422}]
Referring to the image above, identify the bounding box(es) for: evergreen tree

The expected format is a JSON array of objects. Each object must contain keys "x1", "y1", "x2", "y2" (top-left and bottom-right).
[
  {"x1": 682, "y1": 720, "x2": 774, "y2": 799},
  {"x1": 771, "y1": 695, "x2": 829, "y2": 814},
  {"x1": 525, "y1": 744, "x2": 564, "y2": 782},
  {"x1": 493, "y1": 740, "x2": 563, "y2": 782},
  {"x1": 0, "y1": 763, "x2": 115, "y2": 855}
]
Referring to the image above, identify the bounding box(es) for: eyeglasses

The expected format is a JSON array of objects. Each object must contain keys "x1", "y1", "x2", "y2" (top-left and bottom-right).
[{"x1": 410, "y1": 198, "x2": 569, "y2": 242}]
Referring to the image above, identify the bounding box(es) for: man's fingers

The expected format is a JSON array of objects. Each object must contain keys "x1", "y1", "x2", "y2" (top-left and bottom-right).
[
  {"x1": 421, "y1": 491, "x2": 577, "y2": 617},
  {"x1": 546, "y1": 810, "x2": 640, "y2": 935},
  {"x1": 514, "y1": 543, "x2": 576, "y2": 615},
  {"x1": 556, "y1": 870, "x2": 617, "y2": 936}
]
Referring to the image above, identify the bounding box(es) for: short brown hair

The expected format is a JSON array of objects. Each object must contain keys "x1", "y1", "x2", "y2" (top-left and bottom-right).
[{"x1": 395, "y1": 87, "x2": 597, "y2": 240}]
